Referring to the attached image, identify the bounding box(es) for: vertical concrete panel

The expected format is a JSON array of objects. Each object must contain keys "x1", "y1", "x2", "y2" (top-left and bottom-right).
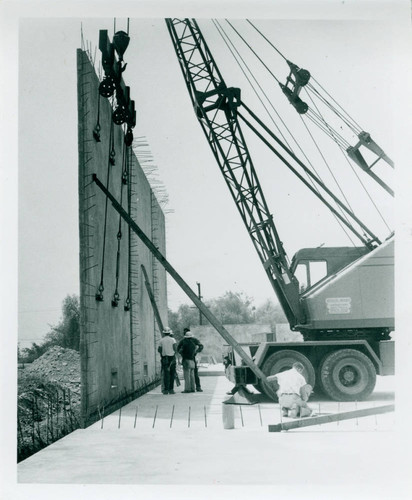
[{"x1": 77, "y1": 50, "x2": 167, "y2": 425}]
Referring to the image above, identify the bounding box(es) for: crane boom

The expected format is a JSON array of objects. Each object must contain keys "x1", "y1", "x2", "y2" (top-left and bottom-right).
[{"x1": 166, "y1": 18, "x2": 304, "y2": 327}]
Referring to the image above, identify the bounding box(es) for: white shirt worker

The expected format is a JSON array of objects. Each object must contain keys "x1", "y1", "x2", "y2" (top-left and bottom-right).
[
  {"x1": 273, "y1": 367, "x2": 307, "y2": 397},
  {"x1": 159, "y1": 335, "x2": 176, "y2": 357}
]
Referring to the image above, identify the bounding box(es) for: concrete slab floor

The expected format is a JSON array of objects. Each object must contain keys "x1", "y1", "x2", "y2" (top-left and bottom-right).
[{"x1": 17, "y1": 374, "x2": 404, "y2": 486}]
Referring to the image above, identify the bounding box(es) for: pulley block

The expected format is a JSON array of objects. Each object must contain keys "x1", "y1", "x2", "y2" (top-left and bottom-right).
[
  {"x1": 113, "y1": 31, "x2": 130, "y2": 61},
  {"x1": 113, "y1": 105, "x2": 127, "y2": 125},
  {"x1": 99, "y1": 76, "x2": 116, "y2": 98},
  {"x1": 124, "y1": 127, "x2": 134, "y2": 146}
]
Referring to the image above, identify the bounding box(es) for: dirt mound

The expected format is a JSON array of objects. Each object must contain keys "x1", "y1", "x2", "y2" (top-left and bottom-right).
[{"x1": 26, "y1": 346, "x2": 81, "y2": 402}]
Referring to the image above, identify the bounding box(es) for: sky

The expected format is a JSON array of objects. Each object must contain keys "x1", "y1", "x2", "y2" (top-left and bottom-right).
[{"x1": 6, "y1": 5, "x2": 410, "y2": 350}]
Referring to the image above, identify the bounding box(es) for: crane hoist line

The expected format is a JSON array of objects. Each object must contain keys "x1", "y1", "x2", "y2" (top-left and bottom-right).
[
  {"x1": 216, "y1": 18, "x2": 394, "y2": 193},
  {"x1": 163, "y1": 18, "x2": 394, "y2": 402}
]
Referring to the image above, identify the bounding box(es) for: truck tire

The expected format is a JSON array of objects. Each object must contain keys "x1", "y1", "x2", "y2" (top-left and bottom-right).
[
  {"x1": 319, "y1": 349, "x2": 376, "y2": 401},
  {"x1": 260, "y1": 350, "x2": 315, "y2": 399}
]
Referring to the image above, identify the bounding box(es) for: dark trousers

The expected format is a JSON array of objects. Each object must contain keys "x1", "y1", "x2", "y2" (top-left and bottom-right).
[
  {"x1": 161, "y1": 356, "x2": 176, "y2": 392},
  {"x1": 194, "y1": 359, "x2": 201, "y2": 390}
]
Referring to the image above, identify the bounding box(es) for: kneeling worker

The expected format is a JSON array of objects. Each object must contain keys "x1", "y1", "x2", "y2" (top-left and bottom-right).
[{"x1": 267, "y1": 362, "x2": 313, "y2": 418}]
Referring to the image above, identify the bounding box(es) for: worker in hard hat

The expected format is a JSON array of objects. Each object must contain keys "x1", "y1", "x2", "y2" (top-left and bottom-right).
[
  {"x1": 267, "y1": 362, "x2": 313, "y2": 418},
  {"x1": 158, "y1": 327, "x2": 177, "y2": 395}
]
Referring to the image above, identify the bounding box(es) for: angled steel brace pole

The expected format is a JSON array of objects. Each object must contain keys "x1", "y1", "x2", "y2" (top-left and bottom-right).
[
  {"x1": 141, "y1": 264, "x2": 164, "y2": 333},
  {"x1": 93, "y1": 174, "x2": 268, "y2": 383},
  {"x1": 268, "y1": 404, "x2": 395, "y2": 432}
]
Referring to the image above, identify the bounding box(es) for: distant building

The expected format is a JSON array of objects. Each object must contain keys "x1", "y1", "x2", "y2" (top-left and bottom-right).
[
  {"x1": 191, "y1": 324, "x2": 271, "y2": 361},
  {"x1": 275, "y1": 323, "x2": 303, "y2": 342}
]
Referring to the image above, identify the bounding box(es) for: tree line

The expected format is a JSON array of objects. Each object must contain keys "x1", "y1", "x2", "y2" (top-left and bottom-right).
[{"x1": 19, "y1": 291, "x2": 287, "y2": 362}]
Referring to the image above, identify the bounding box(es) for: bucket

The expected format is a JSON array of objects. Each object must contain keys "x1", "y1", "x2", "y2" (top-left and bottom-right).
[{"x1": 222, "y1": 402, "x2": 235, "y2": 429}]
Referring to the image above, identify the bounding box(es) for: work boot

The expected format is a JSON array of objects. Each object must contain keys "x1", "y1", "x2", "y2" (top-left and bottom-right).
[
  {"x1": 300, "y1": 406, "x2": 312, "y2": 418},
  {"x1": 196, "y1": 388, "x2": 203, "y2": 392},
  {"x1": 288, "y1": 404, "x2": 299, "y2": 418}
]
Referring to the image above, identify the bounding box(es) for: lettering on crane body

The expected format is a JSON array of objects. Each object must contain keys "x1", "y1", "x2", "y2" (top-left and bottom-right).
[{"x1": 325, "y1": 297, "x2": 352, "y2": 314}]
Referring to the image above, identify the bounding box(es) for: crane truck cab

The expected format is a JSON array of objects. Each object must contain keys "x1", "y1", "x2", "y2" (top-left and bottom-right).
[
  {"x1": 226, "y1": 237, "x2": 394, "y2": 401},
  {"x1": 290, "y1": 246, "x2": 369, "y2": 293}
]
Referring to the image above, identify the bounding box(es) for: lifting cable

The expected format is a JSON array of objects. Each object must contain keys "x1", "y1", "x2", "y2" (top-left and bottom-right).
[
  {"x1": 305, "y1": 84, "x2": 391, "y2": 231},
  {"x1": 96, "y1": 109, "x2": 115, "y2": 301},
  {"x1": 224, "y1": 20, "x2": 391, "y2": 239},
  {"x1": 93, "y1": 93, "x2": 101, "y2": 142},
  {"x1": 246, "y1": 19, "x2": 363, "y2": 136},
  {"x1": 298, "y1": 113, "x2": 359, "y2": 237},
  {"x1": 213, "y1": 20, "x2": 292, "y2": 150},
  {"x1": 245, "y1": 19, "x2": 288, "y2": 62},
  {"x1": 305, "y1": 109, "x2": 350, "y2": 150},
  {"x1": 304, "y1": 91, "x2": 355, "y2": 208},
  {"x1": 124, "y1": 144, "x2": 132, "y2": 312},
  {"x1": 217, "y1": 20, "x2": 356, "y2": 242},
  {"x1": 238, "y1": 102, "x2": 381, "y2": 247},
  {"x1": 307, "y1": 77, "x2": 362, "y2": 133},
  {"x1": 112, "y1": 129, "x2": 129, "y2": 307},
  {"x1": 239, "y1": 108, "x2": 378, "y2": 248},
  {"x1": 336, "y1": 142, "x2": 392, "y2": 233},
  {"x1": 305, "y1": 94, "x2": 351, "y2": 149},
  {"x1": 216, "y1": 20, "x2": 323, "y2": 194},
  {"x1": 242, "y1": 18, "x2": 392, "y2": 184},
  {"x1": 225, "y1": 19, "x2": 280, "y2": 85}
]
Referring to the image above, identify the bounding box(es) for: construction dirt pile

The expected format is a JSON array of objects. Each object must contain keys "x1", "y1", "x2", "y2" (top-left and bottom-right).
[{"x1": 26, "y1": 346, "x2": 81, "y2": 405}]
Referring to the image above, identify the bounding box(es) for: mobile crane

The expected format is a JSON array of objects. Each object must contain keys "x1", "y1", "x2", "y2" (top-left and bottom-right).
[{"x1": 165, "y1": 18, "x2": 394, "y2": 401}]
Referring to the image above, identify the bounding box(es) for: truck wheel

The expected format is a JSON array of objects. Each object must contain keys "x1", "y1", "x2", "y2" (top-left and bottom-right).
[
  {"x1": 260, "y1": 350, "x2": 315, "y2": 399},
  {"x1": 319, "y1": 349, "x2": 376, "y2": 401}
]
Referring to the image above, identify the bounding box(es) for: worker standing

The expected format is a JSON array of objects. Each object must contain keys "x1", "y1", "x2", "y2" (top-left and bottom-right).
[
  {"x1": 267, "y1": 362, "x2": 313, "y2": 418},
  {"x1": 178, "y1": 328, "x2": 202, "y2": 393},
  {"x1": 158, "y1": 327, "x2": 177, "y2": 395},
  {"x1": 183, "y1": 327, "x2": 204, "y2": 392}
]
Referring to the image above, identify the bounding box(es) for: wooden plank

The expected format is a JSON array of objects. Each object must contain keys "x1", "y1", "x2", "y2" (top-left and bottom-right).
[{"x1": 268, "y1": 404, "x2": 395, "y2": 432}]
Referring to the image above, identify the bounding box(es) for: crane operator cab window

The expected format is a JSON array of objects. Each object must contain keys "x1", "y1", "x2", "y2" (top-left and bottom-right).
[
  {"x1": 291, "y1": 246, "x2": 369, "y2": 293},
  {"x1": 294, "y1": 260, "x2": 328, "y2": 292}
]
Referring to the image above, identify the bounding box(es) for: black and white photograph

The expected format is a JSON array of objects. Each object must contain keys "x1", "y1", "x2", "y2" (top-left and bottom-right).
[{"x1": 1, "y1": 1, "x2": 412, "y2": 499}]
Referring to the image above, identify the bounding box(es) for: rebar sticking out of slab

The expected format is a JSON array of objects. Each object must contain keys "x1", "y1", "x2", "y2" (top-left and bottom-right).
[
  {"x1": 134, "y1": 406, "x2": 138, "y2": 428},
  {"x1": 152, "y1": 406, "x2": 158, "y2": 428},
  {"x1": 170, "y1": 405, "x2": 175, "y2": 428}
]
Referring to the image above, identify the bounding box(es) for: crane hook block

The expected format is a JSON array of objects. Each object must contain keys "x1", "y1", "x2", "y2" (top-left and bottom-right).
[
  {"x1": 285, "y1": 61, "x2": 311, "y2": 90},
  {"x1": 280, "y1": 84, "x2": 309, "y2": 114},
  {"x1": 281, "y1": 61, "x2": 311, "y2": 114},
  {"x1": 112, "y1": 31, "x2": 130, "y2": 62}
]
